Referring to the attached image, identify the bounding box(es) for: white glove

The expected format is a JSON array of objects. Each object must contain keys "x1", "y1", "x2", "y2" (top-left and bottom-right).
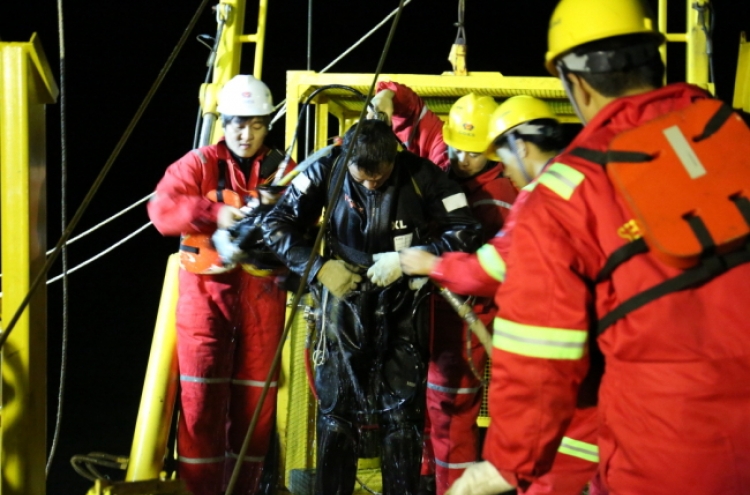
[
  {"x1": 445, "y1": 461, "x2": 514, "y2": 495},
  {"x1": 367, "y1": 89, "x2": 395, "y2": 125},
  {"x1": 217, "y1": 205, "x2": 245, "y2": 229},
  {"x1": 367, "y1": 252, "x2": 403, "y2": 287},
  {"x1": 212, "y1": 229, "x2": 244, "y2": 265}
]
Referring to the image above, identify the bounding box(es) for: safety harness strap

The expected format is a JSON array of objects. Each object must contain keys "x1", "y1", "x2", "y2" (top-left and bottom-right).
[
  {"x1": 216, "y1": 160, "x2": 227, "y2": 203},
  {"x1": 695, "y1": 102, "x2": 735, "y2": 142},
  {"x1": 596, "y1": 238, "x2": 648, "y2": 282},
  {"x1": 259, "y1": 148, "x2": 286, "y2": 182},
  {"x1": 597, "y1": 242, "x2": 750, "y2": 334}
]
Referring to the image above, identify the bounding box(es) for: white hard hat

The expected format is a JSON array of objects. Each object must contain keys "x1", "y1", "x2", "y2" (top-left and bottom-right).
[{"x1": 216, "y1": 75, "x2": 273, "y2": 117}]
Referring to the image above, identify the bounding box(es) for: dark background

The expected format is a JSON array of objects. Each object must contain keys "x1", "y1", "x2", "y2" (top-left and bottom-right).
[{"x1": 2, "y1": 1, "x2": 749, "y2": 493}]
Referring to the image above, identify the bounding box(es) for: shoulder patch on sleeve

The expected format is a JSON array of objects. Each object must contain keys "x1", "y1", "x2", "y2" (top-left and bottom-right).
[
  {"x1": 442, "y1": 192, "x2": 469, "y2": 212},
  {"x1": 291, "y1": 173, "x2": 312, "y2": 194}
]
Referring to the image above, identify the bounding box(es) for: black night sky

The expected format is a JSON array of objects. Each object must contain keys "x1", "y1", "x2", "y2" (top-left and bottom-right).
[{"x1": 2, "y1": 0, "x2": 749, "y2": 493}]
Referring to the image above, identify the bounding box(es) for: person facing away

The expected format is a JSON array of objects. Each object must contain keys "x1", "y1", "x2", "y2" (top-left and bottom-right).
[
  {"x1": 401, "y1": 94, "x2": 608, "y2": 495},
  {"x1": 369, "y1": 85, "x2": 518, "y2": 495},
  {"x1": 446, "y1": 0, "x2": 750, "y2": 494},
  {"x1": 262, "y1": 118, "x2": 483, "y2": 495},
  {"x1": 147, "y1": 74, "x2": 293, "y2": 495}
]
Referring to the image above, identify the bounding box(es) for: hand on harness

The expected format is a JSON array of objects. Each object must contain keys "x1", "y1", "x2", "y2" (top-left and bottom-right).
[
  {"x1": 399, "y1": 248, "x2": 438, "y2": 276},
  {"x1": 367, "y1": 252, "x2": 402, "y2": 287},
  {"x1": 212, "y1": 228, "x2": 245, "y2": 265},
  {"x1": 445, "y1": 461, "x2": 514, "y2": 495},
  {"x1": 317, "y1": 260, "x2": 362, "y2": 298},
  {"x1": 367, "y1": 89, "x2": 395, "y2": 125},
  {"x1": 217, "y1": 205, "x2": 245, "y2": 229},
  {"x1": 212, "y1": 203, "x2": 282, "y2": 268}
]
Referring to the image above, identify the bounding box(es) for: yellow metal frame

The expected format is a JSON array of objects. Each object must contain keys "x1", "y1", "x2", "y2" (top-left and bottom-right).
[
  {"x1": 0, "y1": 34, "x2": 58, "y2": 495},
  {"x1": 125, "y1": 255, "x2": 180, "y2": 482},
  {"x1": 283, "y1": 71, "x2": 574, "y2": 162},
  {"x1": 200, "y1": 0, "x2": 270, "y2": 144},
  {"x1": 734, "y1": 32, "x2": 750, "y2": 112},
  {"x1": 658, "y1": 0, "x2": 714, "y2": 94}
]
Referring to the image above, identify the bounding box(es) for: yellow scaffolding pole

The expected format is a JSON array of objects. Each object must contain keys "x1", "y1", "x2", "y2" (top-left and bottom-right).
[
  {"x1": 658, "y1": 0, "x2": 714, "y2": 94},
  {"x1": 0, "y1": 34, "x2": 58, "y2": 495}
]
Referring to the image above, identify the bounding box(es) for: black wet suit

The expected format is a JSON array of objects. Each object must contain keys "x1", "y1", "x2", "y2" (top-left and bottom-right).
[{"x1": 263, "y1": 147, "x2": 481, "y2": 495}]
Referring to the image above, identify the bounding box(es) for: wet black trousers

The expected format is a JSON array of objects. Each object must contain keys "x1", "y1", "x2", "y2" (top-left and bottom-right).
[{"x1": 313, "y1": 282, "x2": 431, "y2": 495}]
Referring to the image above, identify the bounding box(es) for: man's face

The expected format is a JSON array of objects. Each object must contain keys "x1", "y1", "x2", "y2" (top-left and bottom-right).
[
  {"x1": 224, "y1": 116, "x2": 268, "y2": 158},
  {"x1": 449, "y1": 147, "x2": 488, "y2": 178},
  {"x1": 347, "y1": 161, "x2": 394, "y2": 191}
]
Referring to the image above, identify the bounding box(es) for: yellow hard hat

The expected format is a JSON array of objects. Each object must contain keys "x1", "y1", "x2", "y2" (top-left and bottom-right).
[
  {"x1": 485, "y1": 96, "x2": 559, "y2": 161},
  {"x1": 545, "y1": 0, "x2": 665, "y2": 75},
  {"x1": 442, "y1": 94, "x2": 498, "y2": 153}
]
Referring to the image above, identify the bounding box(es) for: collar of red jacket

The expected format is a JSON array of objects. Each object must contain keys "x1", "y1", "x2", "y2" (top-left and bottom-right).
[
  {"x1": 569, "y1": 82, "x2": 711, "y2": 148},
  {"x1": 451, "y1": 162, "x2": 505, "y2": 194}
]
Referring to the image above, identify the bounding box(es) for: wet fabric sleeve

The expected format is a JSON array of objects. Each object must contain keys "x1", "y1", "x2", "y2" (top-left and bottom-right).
[
  {"x1": 378, "y1": 81, "x2": 448, "y2": 170},
  {"x1": 481, "y1": 192, "x2": 592, "y2": 490},
  {"x1": 411, "y1": 162, "x2": 483, "y2": 255},
  {"x1": 147, "y1": 151, "x2": 224, "y2": 236},
  {"x1": 262, "y1": 156, "x2": 332, "y2": 284}
]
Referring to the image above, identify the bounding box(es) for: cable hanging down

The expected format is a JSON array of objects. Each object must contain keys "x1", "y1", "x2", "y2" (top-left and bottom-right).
[
  {"x1": 224, "y1": 1, "x2": 410, "y2": 493},
  {"x1": 0, "y1": 0, "x2": 212, "y2": 350}
]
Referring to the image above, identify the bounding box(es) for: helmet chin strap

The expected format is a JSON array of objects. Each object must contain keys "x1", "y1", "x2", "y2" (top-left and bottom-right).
[
  {"x1": 506, "y1": 132, "x2": 534, "y2": 185},
  {"x1": 557, "y1": 61, "x2": 588, "y2": 125}
]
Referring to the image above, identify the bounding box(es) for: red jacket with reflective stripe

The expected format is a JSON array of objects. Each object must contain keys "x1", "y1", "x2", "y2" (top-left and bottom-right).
[
  {"x1": 377, "y1": 80, "x2": 449, "y2": 170},
  {"x1": 430, "y1": 184, "x2": 531, "y2": 297},
  {"x1": 483, "y1": 83, "x2": 750, "y2": 493}
]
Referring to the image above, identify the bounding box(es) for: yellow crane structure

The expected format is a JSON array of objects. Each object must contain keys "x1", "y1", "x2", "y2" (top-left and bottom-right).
[{"x1": 0, "y1": 0, "x2": 747, "y2": 494}]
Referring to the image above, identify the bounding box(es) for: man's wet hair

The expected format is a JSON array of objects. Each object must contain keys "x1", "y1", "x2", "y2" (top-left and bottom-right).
[
  {"x1": 342, "y1": 119, "x2": 399, "y2": 175},
  {"x1": 221, "y1": 114, "x2": 271, "y2": 128},
  {"x1": 494, "y1": 118, "x2": 566, "y2": 153},
  {"x1": 569, "y1": 34, "x2": 665, "y2": 98}
]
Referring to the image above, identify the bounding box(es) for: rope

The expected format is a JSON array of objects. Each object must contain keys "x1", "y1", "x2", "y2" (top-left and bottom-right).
[
  {"x1": 47, "y1": 0, "x2": 68, "y2": 477},
  {"x1": 0, "y1": 0, "x2": 212, "y2": 350},
  {"x1": 455, "y1": 0, "x2": 466, "y2": 44},
  {"x1": 269, "y1": 0, "x2": 414, "y2": 128},
  {"x1": 224, "y1": 1, "x2": 410, "y2": 492},
  {"x1": 46, "y1": 223, "x2": 154, "y2": 284},
  {"x1": 45, "y1": 193, "x2": 154, "y2": 255}
]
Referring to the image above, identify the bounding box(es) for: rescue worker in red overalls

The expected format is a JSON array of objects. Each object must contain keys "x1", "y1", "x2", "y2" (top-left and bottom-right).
[
  {"x1": 443, "y1": 0, "x2": 750, "y2": 493},
  {"x1": 147, "y1": 75, "x2": 292, "y2": 495},
  {"x1": 369, "y1": 84, "x2": 518, "y2": 495},
  {"x1": 401, "y1": 95, "x2": 606, "y2": 495}
]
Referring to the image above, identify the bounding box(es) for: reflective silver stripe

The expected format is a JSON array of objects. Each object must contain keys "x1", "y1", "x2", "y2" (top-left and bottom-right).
[
  {"x1": 227, "y1": 452, "x2": 265, "y2": 463},
  {"x1": 177, "y1": 455, "x2": 225, "y2": 465},
  {"x1": 404, "y1": 105, "x2": 429, "y2": 148},
  {"x1": 231, "y1": 379, "x2": 278, "y2": 387},
  {"x1": 472, "y1": 199, "x2": 513, "y2": 210},
  {"x1": 427, "y1": 382, "x2": 481, "y2": 394},
  {"x1": 180, "y1": 375, "x2": 230, "y2": 384},
  {"x1": 192, "y1": 149, "x2": 208, "y2": 164},
  {"x1": 435, "y1": 458, "x2": 476, "y2": 469},
  {"x1": 663, "y1": 125, "x2": 707, "y2": 179}
]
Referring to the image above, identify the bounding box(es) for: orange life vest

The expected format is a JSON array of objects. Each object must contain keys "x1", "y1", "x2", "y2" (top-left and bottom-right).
[
  {"x1": 179, "y1": 160, "x2": 247, "y2": 275},
  {"x1": 571, "y1": 99, "x2": 750, "y2": 333}
]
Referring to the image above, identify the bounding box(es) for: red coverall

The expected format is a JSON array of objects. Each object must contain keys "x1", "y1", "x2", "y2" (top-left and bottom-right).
[
  {"x1": 483, "y1": 83, "x2": 750, "y2": 494},
  {"x1": 148, "y1": 140, "x2": 289, "y2": 495},
  {"x1": 376, "y1": 81, "x2": 518, "y2": 493},
  {"x1": 430, "y1": 186, "x2": 604, "y2": 495}
]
